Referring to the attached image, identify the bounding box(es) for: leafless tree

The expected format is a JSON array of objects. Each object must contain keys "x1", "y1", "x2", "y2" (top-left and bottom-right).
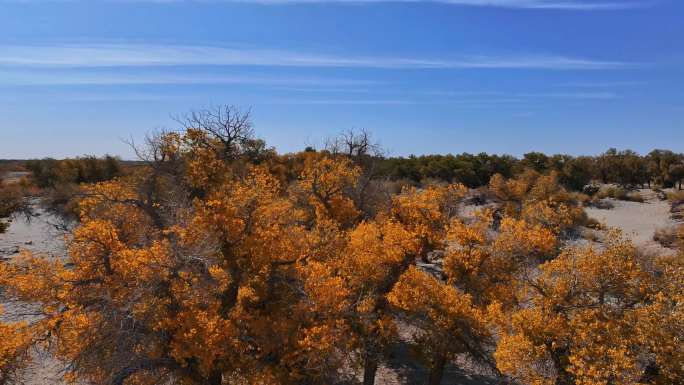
[
  {"x1": 174, "y1": 105, "x2": 255, "y2": 162},
  {"x1": 324, "y1": 128, "x2": 382, "y2": 160}
]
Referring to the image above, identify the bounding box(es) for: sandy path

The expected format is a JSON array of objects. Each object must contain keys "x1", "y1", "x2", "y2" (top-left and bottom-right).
[{"x1": 585, "y1": 189, "x2": 680, "y2": 253}]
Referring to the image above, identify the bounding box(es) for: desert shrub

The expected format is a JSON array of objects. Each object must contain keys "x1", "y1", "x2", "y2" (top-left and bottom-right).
[
  {"x1": 654, "y1": 226, "x2": 678, "y2": 248},
  {"x1": 625, "y1": 191, "x2": 645, "y2": 203},
  {"x1": 571, "y1": 192, "x2": 591, "y2": 206},
  {"x1": 488, "y1": 170, "x2": 586, "y2": 235},
  {"x1": 0, "y1": 182, "x2": 31, "y2": 233},
  {"x1": 463, "y1": 186, "x2": 494, "y2": 206},
  {"x1": 667, "y1": 190, "x2": 684, "y2": 204},
  {"x1": 596, "y1": 186, "x2": 644, "y2": 202},
  {"x1": 582, "y1": 184, "x2": 600, "y2": 196},
  {"x1": 25, "y1": 155, "x2": 122, "y2": 188},
  {"x1": 597, "y1": 186, "x2": 627, "y2": 200},
  {"x1": 22, "y1": 156, "x2": 121, "y2": 221},
  {"x1": 381, "y1": 178, "x2": 415, "y2": 195},
  {"x1": 584, "y1": 217, "x2": 605, "y2": 230},
  {"x1": 672, "y1": 211, "x2": 684, "y2": 222},
  {"x1": 586, "y1": 197, "x2": 614, "y2": 209},
  {"x1": 670, "y1": 196, "x2": 684, "y2": 221},
  {"x1": 42, "y1": 183, "x2": 82, "y2": 220},
  {"x1": 581, "y1": 227, "x2": 602, "y2": 242}
]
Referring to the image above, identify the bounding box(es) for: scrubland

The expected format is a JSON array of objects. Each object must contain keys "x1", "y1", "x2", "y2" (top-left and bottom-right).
[{"x1": 1, "y1": 107, "x2": 683, "y2": 385}]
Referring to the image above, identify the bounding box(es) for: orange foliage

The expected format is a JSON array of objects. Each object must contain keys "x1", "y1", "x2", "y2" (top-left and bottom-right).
[
  {"x1": 1, "y1": 122, "x2": 682, "y2": 385},
  {"x1": 495, "y1": 234, "x2": 656, "y2": 385}
]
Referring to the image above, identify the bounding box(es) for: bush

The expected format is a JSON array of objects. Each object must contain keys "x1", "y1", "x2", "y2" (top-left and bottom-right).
[
  {"x1": 667, "y1": 190, "x2": 684, "y2": 203},
  {"x1": 596, "y1": 186, "x2": 627, "y2": 200},
  {"x1": 654, "y1": 226, "x2": 679, "y2": 248},
  {"x1": 572, "y1": 192, "x2": 591, "y2": 207},
  {"x1": 670, "y1": 196, "x2": 684, "y2": 221},
  {"x1": 596, "y1": 187, "x2": 644, "y2": 202},
  {"x1": 582, "y1": 184, "x2": 600, "y2": 196},
  {"x1": 625, "y1": 192, "x2": 645, "y2": 203},
  {"x1": 584, "y1": 217, "x2": 605, "y2": 230},
  {"x1": 42, "y1": 183, "x2": 82, "y2": 220},
  {"x1": 582, "y1": 227, "x2": 602, "y2": 242},
  {"x1": 25, "y1": 156, "x2": 122, "y2": 188},
  {"x1": 0, "y1": 183, "x2": 31, "y2": 233},
  {"x1": 586, "y1": 197, "x2": 614, "y2": 209}
]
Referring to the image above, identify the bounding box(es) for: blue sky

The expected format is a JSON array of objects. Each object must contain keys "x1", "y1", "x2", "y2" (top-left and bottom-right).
[{"x1": 0, "y1": 0, "x2": 682, "y2": 159}]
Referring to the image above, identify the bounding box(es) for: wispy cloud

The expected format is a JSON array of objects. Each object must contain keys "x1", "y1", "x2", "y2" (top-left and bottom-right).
[
  {"x1": 422, "y1": 89, "x2": 619, "y2": 99},
  {"x1": 559, "y1": 80, "x2": 646, "y2": 87},
  {"x1": 262, "y1": 91, "x2": 617, "y2": 105},
  {"x1": 0, "y1": 69, "x2": 375, "y2": 87},
  {"x1": 0, "y1": 0, "x2": 652, "y2": 10},
  {"x1": 518, "y1": 91, "x2": 619, "y2": 99},
  {"x1": 0, "y1": 43, "x2": 631, "y2": 70},
  {"x1": 229, "y1": 0, "x2": 651, "y2": 10}
]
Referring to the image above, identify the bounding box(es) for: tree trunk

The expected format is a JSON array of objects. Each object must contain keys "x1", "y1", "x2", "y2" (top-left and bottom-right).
[
  {"x1": 427, "y1": 354, "x2": 447, "y2": 385},
  {"x1": 208, "y1": 370, "x2": 222, "y2": 385},
  {"x1": 363, "y1": 357, "x2": 378, "y2": 385},
  {"x1": 679, "y1": 179, "x2": 682, "y2": 190}
]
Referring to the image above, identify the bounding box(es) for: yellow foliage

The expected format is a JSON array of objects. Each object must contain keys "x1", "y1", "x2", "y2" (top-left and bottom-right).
[
  {"x1": 495, "y1": 234, "x2": 656, "y2": 385},
  {"x1": 444, "y1": 212, "x2": 557, "y2": 308},
  {"x1": 297, "y1": 154, "x2": 361, "y2": 227},
  {"x1": 490, "y1": 170, "x2": 585, "y2": 234},
  {"x1": 387, "y1": 266, "x2": 490, "y2": 368},
  {"x1": 0, "y1": 307, "x2": 30, "y2": 384},
  {"x1": 391, "y1": 183, "x2": 466, "y2": 258}
]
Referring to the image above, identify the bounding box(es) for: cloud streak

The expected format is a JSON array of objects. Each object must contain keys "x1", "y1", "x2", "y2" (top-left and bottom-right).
[
  {"x1": 0, "y1": 0, "x2": 652, "y2": 10},
  {"x1": 229, "y1": 0, "x2": 650, "y2": 10},
  {"x1": 0, "y1": 44, "x2": 631, "y2": 70},
  {"x1": 0, "y1": 69, "x2": 376, "y2": 87}
]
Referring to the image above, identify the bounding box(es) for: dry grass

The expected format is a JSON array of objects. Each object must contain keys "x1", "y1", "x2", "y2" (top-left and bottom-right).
[
  {"x1": 586, "y1": 197, "x2": 614, "y2": 209},
  {"x1": 584, "y1": 216, "x2": 605, "y2": 230},
  {"x1": 666, "y1": 190, "x2": 684, "y2": 202},
  {"x1": 625, "y1": 192, "x2": 645, "y2": 203},
  {"x1": 653, "y1": 226, "x2": 679, "y2": 248},
  {"x1": 669, "y1": 191, "x2": 684, "y2": 221},
  {"x1": 595, "y1": 186, "x2": 645, "y2": 203}
]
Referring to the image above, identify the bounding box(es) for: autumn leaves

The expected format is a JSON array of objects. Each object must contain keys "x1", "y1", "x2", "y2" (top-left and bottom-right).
[{"x1": 0, "y1": 123, "x2": 682, "y2": 385}]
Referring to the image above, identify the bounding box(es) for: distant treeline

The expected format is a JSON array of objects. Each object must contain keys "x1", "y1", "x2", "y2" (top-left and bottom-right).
[
  {"x1": 5, "y1": 147, "x2": 684, "y2": 193},
  {"x1": 373, "y1": 148, "x2": 684, "y2": 190},
  {"x1": 24, "y1": 156, "x2": 123, "y2": 188}
]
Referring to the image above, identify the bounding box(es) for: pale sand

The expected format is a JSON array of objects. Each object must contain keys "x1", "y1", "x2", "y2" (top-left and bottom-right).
[{"x1": 585, "y1": 189, "x2": 681, "y2": 254}]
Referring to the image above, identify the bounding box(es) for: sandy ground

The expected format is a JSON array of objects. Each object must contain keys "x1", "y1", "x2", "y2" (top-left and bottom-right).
[
  {"x1": 0, "y1": 205, "x2": 66, "y2": 259},
  {"x1": 0, "y1": 206, "x2": 69, "y2": 385},
  {"x1": 585, "y1": 189, "x2": 681, "y2": 254}
]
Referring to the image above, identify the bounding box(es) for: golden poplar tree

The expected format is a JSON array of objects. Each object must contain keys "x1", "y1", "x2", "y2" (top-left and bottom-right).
[{"x1": 494, "y1": 234, "x2": 656, "y2": 385}]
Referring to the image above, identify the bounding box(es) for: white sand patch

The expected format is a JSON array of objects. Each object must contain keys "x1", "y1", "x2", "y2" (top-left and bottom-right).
[{"x1": 585, "y1": 189, "x2": 681, "y2": 254}]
